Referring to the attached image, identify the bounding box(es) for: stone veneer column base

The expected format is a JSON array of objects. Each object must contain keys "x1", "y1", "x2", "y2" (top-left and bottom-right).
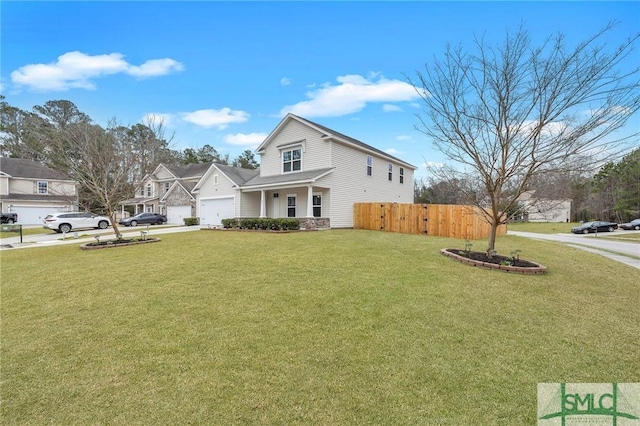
[{"x1": 298, "y1": 218, "x2": 330, "y2": 230}]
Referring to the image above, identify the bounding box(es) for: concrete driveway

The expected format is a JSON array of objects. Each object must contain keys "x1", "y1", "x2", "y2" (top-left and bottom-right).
[{"x1": 507, "y1": 230, "x2": 640, "y2": 270}]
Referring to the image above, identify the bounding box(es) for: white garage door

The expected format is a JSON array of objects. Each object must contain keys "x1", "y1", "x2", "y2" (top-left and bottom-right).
[
  {"x1": 166, "y1": 206, "x2": 192, "y2": 225},
  {"x1": 200, "y1": 197, "x2": 234, "y2": 226},
  {"x1": 11, "y1": 206, "x2": 67, "y2": 225}
]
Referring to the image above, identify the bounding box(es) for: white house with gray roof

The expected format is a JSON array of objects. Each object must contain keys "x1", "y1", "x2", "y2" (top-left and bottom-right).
[
  {"x1": 192, "y1": 114, "x2": 416, "y2": 228},
  {"x1": 0, "y1": 157, "x2": 78, "y2": 224},
  {"x1": 121, "y1": 162, "x2": 214, "y2": 224}
]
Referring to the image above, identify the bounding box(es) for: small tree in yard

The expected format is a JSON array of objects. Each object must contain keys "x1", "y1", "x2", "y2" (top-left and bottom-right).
[
  {"x1": 409, "y1": 23, "x2": 640, "y2": 255},
  {"x1": 49, "y1": 119, "x2": 161, "y2": 239}
]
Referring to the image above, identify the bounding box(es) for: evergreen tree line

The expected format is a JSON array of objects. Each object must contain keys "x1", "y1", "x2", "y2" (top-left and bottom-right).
[{"x1": 0, "y1": 97, "x2": 259, "y2": 172}]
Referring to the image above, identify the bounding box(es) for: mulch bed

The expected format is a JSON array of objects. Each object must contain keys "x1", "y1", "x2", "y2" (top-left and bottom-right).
[
  {"x1": 80, "y1": 238, "x2": 161, "y2": 250},
  {"x1": 441, "y1": 248, "x2": 547, "y2": 274},
  {"x1": 444, "y1": 248, "x2": 539, "y2": 268}
]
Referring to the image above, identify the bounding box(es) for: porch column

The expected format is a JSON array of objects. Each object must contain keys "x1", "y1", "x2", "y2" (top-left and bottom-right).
[
  {"x1": 306, "y1": 185, "x2": 314, "y2": 218},
  {"x1": 259, "y1": 190, "x2": 266, "y2": 218}
]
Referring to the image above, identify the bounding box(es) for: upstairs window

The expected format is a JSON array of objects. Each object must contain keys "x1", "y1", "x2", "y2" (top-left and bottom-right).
[
  {"x1": 283, "y1": 148, "x2": 302, "y2": 173},
  {"x1": 388, "y1": 163, "x2": 393, "y2": 181},
  {"x1": 366, "y1": 156, "x2": 373, "y2": 176},
  {"x1": 146, "y1": 183, "x2": 152, "y2": 197},
  {"x1": 400, "y1": 167, "x2": 405, "y2": 184},
  {"x1": 37, "y1": 181, "x2": 48, "y2": 194},
  {"x1": 164, "y1": 182, "x2": 170, "y2": 193}
]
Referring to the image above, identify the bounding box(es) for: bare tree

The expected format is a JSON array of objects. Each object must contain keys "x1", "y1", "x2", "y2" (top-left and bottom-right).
[
  {"x1": 409, "y1": 23, "x2": 640, "y2": 255},
  {"x1": 49, "y1": 119, "x2": 157, "y2": 239}
]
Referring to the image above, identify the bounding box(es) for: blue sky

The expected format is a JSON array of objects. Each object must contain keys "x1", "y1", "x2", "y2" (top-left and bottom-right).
[{"x1": 2, "y1": 1, "x2": 638, "y2": 178}]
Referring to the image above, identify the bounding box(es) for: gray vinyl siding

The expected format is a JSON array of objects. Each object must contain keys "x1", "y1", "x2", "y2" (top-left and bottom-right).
[{"x1": 259, "y1": 120, "x2": 332, "y2": 177}]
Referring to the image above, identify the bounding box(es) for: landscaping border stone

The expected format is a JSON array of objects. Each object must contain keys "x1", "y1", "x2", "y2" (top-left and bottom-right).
[
  {"x1": 440, "y1": 248, "x2": 547, "y2": 274},
  {"x1": 80, "y1": 237, "x2": 161, "y2": 250}
]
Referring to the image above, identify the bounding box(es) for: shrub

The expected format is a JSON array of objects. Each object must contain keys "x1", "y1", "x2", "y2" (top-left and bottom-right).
[
  {"x1": 221, "y1": 218, "x2": 238, "y2": 229},
  {"x1": 222, "y1": 218, "x2": 299, "y2": 231},
  {"x1": 183, "y1": 217, "x2": 200, "y2": 226}
]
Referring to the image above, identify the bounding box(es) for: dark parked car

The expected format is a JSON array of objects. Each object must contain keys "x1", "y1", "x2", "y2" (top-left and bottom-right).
[
  {"x1": 571, "y1": 221, "x2": 618, "y2": 234},
  {"x1": 619, "y1": 218, "x2": 640, "y2": 230},
  {"x1": 119, "y1": 212, "x2": 167, "y2": 227}
]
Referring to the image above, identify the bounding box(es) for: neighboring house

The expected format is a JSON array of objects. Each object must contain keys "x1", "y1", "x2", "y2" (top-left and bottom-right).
[
  {"x1": 0, "y1": 157, "x2": 78, "y2": 224},
  {"x1": 515, "y1": 190, "x2": 572, "y2": 222},
  {"x1": 120, "y1": 163, "x2": 213, "y2": 224},
  {"x1": 193, "y1": 114, "x2": 416, "y2": 228}
]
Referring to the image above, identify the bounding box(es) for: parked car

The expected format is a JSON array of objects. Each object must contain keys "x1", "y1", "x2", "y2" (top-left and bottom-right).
[
  {"x1": 43, "y1": 212, "x2": 111, "y2": 233},
  {"x1": 1, "y1": 212, "x2": 18, "y2": 224},
  {"x1": 619, "y1": 218, "x2": 640, "y2": 230},
  {"x1": 119, "y1": 212, "x2": 167, "y2": 227},
  {"x1": 570, "y1": 221, "x2": 618, "y2": 234}
]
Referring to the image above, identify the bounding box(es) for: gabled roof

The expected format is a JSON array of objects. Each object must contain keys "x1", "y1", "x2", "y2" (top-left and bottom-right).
[
  {"x1": 214, "y1": 163, "x2": 260, "y2": 185},
  {"x1": 0, "y1": 157, "x2": 74, "y2": 181},
  {"x1": 160, "y1": 180, "x2": 195, "y2": 202},
  {"x1": 256, "y1": 113, "x2": 417, "y2": 170},
  {"x1": 163, "y1": 162, "x2": 213, "y2": 179},
  {"x1": 192, "y1": 163, "x2": 260, "y2": 192}
]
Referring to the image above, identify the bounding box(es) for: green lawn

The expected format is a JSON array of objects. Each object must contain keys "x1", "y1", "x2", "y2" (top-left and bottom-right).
[
  {"x1": 506, "y1": 221, "x2": 576, "y2": 234},
  {"x1": 1, "y1": 230, "x2": 638, "y2": 424},
  {"x1": 0, "y1": 227, "x2": 54, "y2": 238}
]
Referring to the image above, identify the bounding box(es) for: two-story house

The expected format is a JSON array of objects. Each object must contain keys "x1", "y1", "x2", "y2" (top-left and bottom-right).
[
  {"x1": 193, "y1": 114, "x2": 416, "y2": 228},
  {"x1": 0, "y1": 157, "x2": 78, "y2": 224},
  {"x1": 121, "y1": 162, "x2": 213, "y2": 224}
]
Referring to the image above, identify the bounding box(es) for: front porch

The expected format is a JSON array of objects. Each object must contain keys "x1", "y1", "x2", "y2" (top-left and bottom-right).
[{"x1": 240, "y1": 184, "x2": 330, "y2": 229}]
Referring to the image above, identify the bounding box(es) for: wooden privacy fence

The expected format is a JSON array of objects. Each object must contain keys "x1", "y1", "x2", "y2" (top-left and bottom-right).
[{"x1": 353, "y1": 203, "x2": 507, "y2": 240}]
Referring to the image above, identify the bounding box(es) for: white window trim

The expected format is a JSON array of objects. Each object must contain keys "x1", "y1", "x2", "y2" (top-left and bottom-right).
[
  {"x1": 312, "y1": 192, "x2": 322, "y2": 218},
  {"x1": 400, "y1": 167, "x2": 404, "y2": 184},
  {"x1": 388, "y1": 163, "x2": 393, "y2": 182},
  {"x1": 282, "y1": 147, "x2": 303, "y2": 174},
  {"x1": 366, "y1": 156, "x2": 373, "y2": 176},
  {"x1": 37, "y1": 181, "x2": 48, "y2": 194},
  {"x1": 286, "y1": 194, "x2": 297, "y2": 217}
]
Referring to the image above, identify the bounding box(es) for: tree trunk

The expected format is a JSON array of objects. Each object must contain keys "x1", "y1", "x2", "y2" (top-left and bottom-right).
[
  {"x1": 108, "y1": 210, "x2": 123, "y2": 239},
  {"x1": 487, "y1": 219, "x2": 499, "y2": 257}
]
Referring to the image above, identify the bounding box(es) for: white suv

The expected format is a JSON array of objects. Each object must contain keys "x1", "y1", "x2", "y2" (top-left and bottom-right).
[{"x1": 43, "y1": 212, "x2": 111, "y2": 233}]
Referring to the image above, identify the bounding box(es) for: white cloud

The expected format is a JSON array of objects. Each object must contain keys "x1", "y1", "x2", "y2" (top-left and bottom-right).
[
  {"x1": 181, "y1": 108, "x2": 249, "y2": 129},
  {"x1": 142, "y1": 113, "x2": 176, "y2": 128},
  {"x1": 128, "y1": 58, "x2": 184, "y2": 78},
  {"x1": 280, "y1": 77, "x2": 292, "y2": 86},
  {"x1": 10, "y1": 51, "x2": 183, "y2": 92},
  {"x1": 280, "y1": 73, "x2": 420, "y2": 118},
  {"x1": 396, "y1": 135, "x2": 413, "y2": 141},
  {"x1": 382, "y1": 104, "x2": 402, "y2": 112},
  {"x1": 224, "y1": 132, "x2": 267, "y2": 148}
]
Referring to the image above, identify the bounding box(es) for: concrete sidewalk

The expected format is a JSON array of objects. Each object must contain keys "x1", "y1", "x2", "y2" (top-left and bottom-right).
[
  {"x1": 1, "y1": 225, "x2": 201, "y2": 250},
  {"x1": 507, "y1": 230, "x2": 640, "y2": 270}
]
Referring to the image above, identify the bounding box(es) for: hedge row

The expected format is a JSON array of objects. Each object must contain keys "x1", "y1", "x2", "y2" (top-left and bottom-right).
[
  {"x1": 221, "y1": 218, "x2": 300, "y2": 231},
  {"x1": 183, "y1": 217, "x2": 200, "y2": 226}
]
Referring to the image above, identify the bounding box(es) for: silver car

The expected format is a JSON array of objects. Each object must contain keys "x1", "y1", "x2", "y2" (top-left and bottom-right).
[{"x1": 43, "y1": 212, "x2": 110, "y2": 233}]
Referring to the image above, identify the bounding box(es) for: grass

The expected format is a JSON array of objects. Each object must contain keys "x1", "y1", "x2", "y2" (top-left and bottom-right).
[
  {"x1": 0, "y1": 227, "x2": 53, "y2": 238},
  {"x1": 1, "y1": 230, "x2": 638, "y2": 424},
  {"x1": 506, "y1": 221, "x2": 576, "y2": 234}
]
